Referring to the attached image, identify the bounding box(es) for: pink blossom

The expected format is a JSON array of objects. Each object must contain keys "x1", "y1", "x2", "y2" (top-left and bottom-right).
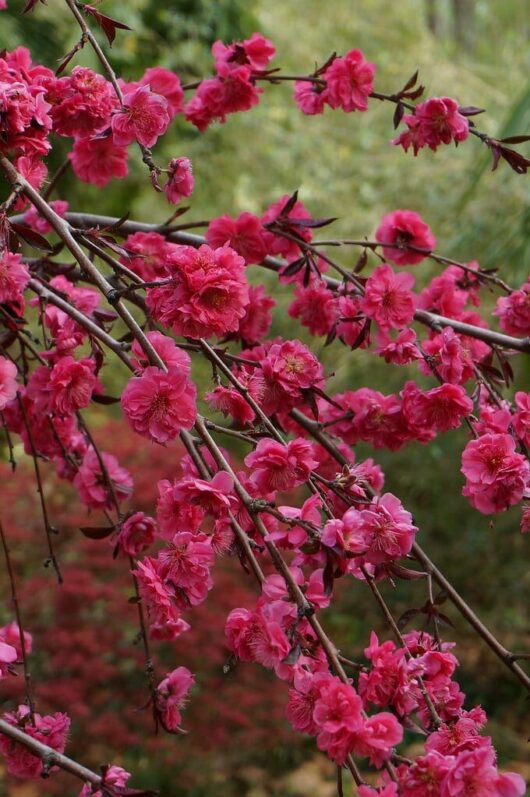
[
  {"x1": 206, "y1": 212, "x2": 267, "y2": 265},
  {"x1": 206, "y1": 382, "x2": 259, "y2": 426},
  {"x1": 359, "y1": 493, "x2": 418, "y2": 565},
  {"x1": 156, "y1": 478, "x2": 205, "y2": 539},
  {"x1": 69, "y1": 135, "x2": 128, "y2": 188},
  {"x1": 0, "y1": 250, "x2": 30, "y2": 304},
  {"x1": 394, "y1": 97, "x2": 469, "y2": 154},
  {"x1": 139, "y1": 66, "x2": 184, "y2": 116},
  {"x1": 0, "y1": 706, "x2": 70, "y2": 778},
  {"x1": 362, "y1": 263, "x2": 416, "y2": 330},
  {"x1": 132, "y1": 557, "x2": 189, "y2": 637},
  {"x1": 146, "y1": 243, "x2": 249, "y2": 339},
  {"x1": 225, "y1": 607, "x2": 258, "y2": 662},
  {"x1": 164, "y1": 156, "x2": 194, "y2": 204},
  {"x1": 294, "y1": 80, "x2": 327, "y2": 115},
  {"x1": 0, "y1": 356, "x2": 18, "y2": 410},
  {"x1": 212, "y1": 33, "x2": 276, "y2": 72},
  {"x1": 513, "y1": 391, "x2": 530, "y2": 446},
  {"x1": 245, "y1": 437, "x2": 319, "y2": 493},
  {"x1": 402, "y1": 382, "x2": 473, "y2": 433},
  {"x1": 116, "y1": 511, "x2": 157, "y2": 557},
  {"x1": 49, "y1": 66, "x2": 116, "y2": 139},
  {"x1": 112, "y1": 85, "x2": 171, "y2": 148},
  {"x1": 359, "y1": 784, "x2": 398, "y2": 797},
  {"x1": 441, "y1": 747, "x2": 509, "y2": 797},
  {"x1": 48, "y1": 356, "x2": 97, "y2": 415},
  {"x1": 377, "y1": 328, "x2": 420, "y2": 365},
  {"x1": 236, "y1": 284, "x2": 276, "y2": 343},
  {"x1": 22, "y1": 199, "x2": 68, "y2": 234},
  {"x1": 79, "y1": 765, "x2": 131, "y2": 797},
  {"x1": 421, "y1": 327, "x2": 475, "y2": 385},
  {"x1": 260, "y1": 339, "x2": 324, "y2": 414},
  {"x1": 120, "y1": 231, "x2": 169, "y2": 282},
  {"x1": 461, "y1": 433, "x2": 530, "y2": 514},
  {"x1": 494, "y1": 281, "x2": 530, "y2": 336},
  {"x1": 0, "y1": 640, "x2": 17, "y2": 678},
  {"x1": 131, "y1": 331, "x2": 192, "y2": 374},
  {"x1": 156, "y1": 666, "x2": 194, "y2": 732},
  {"x1": 262, "y1": 194, "x2": 313, "y2": 261},
  {"x1": 121, "y1": 366, "x2": 197, "y2": 444},
  {"x1": 351, "y1": 712, "x2": 403, "y2": 767},
  {"x1": 396, "y1": 751, "x2": 452, "y2": 796},
  {"x1": 521, "y1": 503, "x2": 530, "y2": 533},
  {"x1": 0, "y1": 621, "x2": 32, "y2": 659},
  {"x1": 376, "y1": 210, "x2": 436, "y2": 266},
  {"x1": 288, "y1": 280, "x2": 339, "y2": 336},
  {"x1": 185, "y1": 67, "x2": 261, "y2": 131},
  {"x1": 74, "y1": 447, "x2": 133, "y2": 510},
  {"x1": 323, "y1": 50, "x2": 375, "y2": 112},
  {"x1": 157, "y1": 531, "x2": 214, "y2": 608}
]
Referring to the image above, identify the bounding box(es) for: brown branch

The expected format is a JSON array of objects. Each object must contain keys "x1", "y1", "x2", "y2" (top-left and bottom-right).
[{"x1": 0, "y1": 521, "x2": 36, "y2": 720}]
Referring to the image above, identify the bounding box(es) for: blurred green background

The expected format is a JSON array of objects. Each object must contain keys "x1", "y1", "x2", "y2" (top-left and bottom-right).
[{"x1": 1, "y1": 0, "x2": 530, "y2": 794}]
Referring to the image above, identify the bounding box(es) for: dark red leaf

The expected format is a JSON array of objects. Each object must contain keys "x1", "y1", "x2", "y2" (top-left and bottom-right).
[
  {"x1": 388, "y1": 563, "x2": 427, "y2": 581},
  {"x1": 91, "y1": 394, "x2": 120, "y2": 405},
  {"x1": 82, "y1": 4, "x2": 132, "y2": 46},
  {"x1": 458, "y1": 106, "x2": 486, "y2": 117},
  {"x1": 397, "y1": 608, "x2": 421, "y2": 630},
  {"x1": 22, "y1": 0, "x2": 46, "y2": 12},
  {"x1": 279, "y1": 190, "x2": 299, "y2": 218},
  {"x1": 354, "y1": 250, "x2": 368, "y2": 273},
  {"x1": 288, "y1": 216, "x2": 337, "y2": 229},
  {"x1": 400, "y1": 70, "x2": 419, "y2": 94},
  {"x1": 500, "y1": 135, "x2": 530, "y2": 144},
  {"x1": 79, "y1": 525, "x2": 116, "y2": 540},
  {"x1": 10, "y1": 223, "x2": 54, "y2": 253},
  {"x1": 393, "y1": 101, "x2": 405, "y2": 129}
]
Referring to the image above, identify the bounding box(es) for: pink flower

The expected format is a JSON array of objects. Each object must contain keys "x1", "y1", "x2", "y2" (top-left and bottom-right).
[
  {"x1": 156, "y1": 478, "x2": 205, "y2": 539},
  {"x1": 236, "y1": 284, "x2": 276, "y2": 343},
  {"x1": 513, "y1": 391, "x2": 530, "y2": 446},
  {"x1": 323, "y1": 50, "x2": 375, "y2": 112},
  {"x1": 225, "y1": 607, "x2": 258, "y2": 662},
  {"x1": 0, "y1": 251, "x2": 30, "y2": 304},
  {"x1": 441, "y1": 747, "x2": 507, "y2": 797},
  {"x1": 139, "y1": 66, "x2": 184, "y2": 116},
  {"x1": 156, "y1": 666, "x2": 194, "y2": 732},
  {"x1": 294, "y1": 80, "x2": 327, "y2": 115},
  {"x1": 164, "y1": 156, "x2": 194, "y2": 204},
  {"x1": 116, "y1": 511, "x2": 157, "y2": 557},
  {"x1": 351, "y1": 712, "x2": 403, "y2": 767},
  {"x1": 377, "y1": 328, "x2": 420, "y2": 365},
  {"x1": 359, "y1": 493, "x2": 418, "y2": 565},
  {"x1": 146, "y1": 243, "x2": 249, "y2": 339},
  {"x1": 375, "y1": 210, "x2": 436, "y2": 266},
  {"x1": 245, "y1": 438, "x2": 319, "y2": 493},
  {"x1": 359, "y1": 784, "x2": 398, "y2": 797},
  {"x1": 132, "y1": 557, "x2": 189, "y2": 637},
  {"x1": 402, "y1": 383, "x2": 473, "y2": 433},
  {"x1": 260, "y1": 339, "x2": 324, "y2": 414},
  {"x1": 48, "y1": 356, "x2": 97, "y2": 415},
  {"x1": 0, "y1": 621, "x2": 32, "y2": 659},
  {"x1": 121, "y1": 366, "x2": 197, "y2": 444},
  {"x1": 288, "y1": 281, "x2": 339, "y2": 336},
  {"x1": 131, "y1": 331, "x2": 192, "y2": 374},
  {"x1": 393, "y1": 97, "x2": 469, "y2": 155},
  {"x1": 120, "y1": 232, "x2": 169, "y2": 282},
  {"x1": 262, "y1": 194, "x2": 313, "y2": 261},
  {"x1": 0, "y1": 706, "x2": 70, "y2": 778},
  {"x1": 0, "y1": 356, "x2": 18, "y2": 410},
  {"x1": 362, "y1": 263, "x2": 416, "y2": 330},
  {"x1": 23, "y1": 199, "x2": 68, "y2": 234},
  {"x1": 185, "y1": 68, "x2": 261, "y2": 131},
  {"x1": 461, "y1": 433, "x2": 530, "y2": 514},
  {"x1": 494, "y1": 280, "x2": 530, "y2": 336},
  {"x1": 79, "y1": 765, "x2": 131, "y2": 797},
  {"x1": 206, "y1": 212, "x2": 268, "y2": 265},
  {"x1": 157, "y1": 531, "x2": 214, "y2": 608},
  {"x1": 49, "y1": 67, "x2": 116, "y2": 139},
  {"x1": 74, "y1": 447, "x2": 133, "y2": 510},
  {"x1": 396, "y1": 751, "x2": 452, "y2": 796},
  {"x1": 521, "y1": 503, "x2": 530, "y2": 534},
  {"x1": 69, "y1": 135, "x2": 128, "y2": 188},
  {"x1": 0, "y1": 640, "x2": 17, "y2": 678},
  {"x1": 111, "y1": 85, "x2": 171, "y2": 148},
  {"x1": 212, "y1": 33, "x2": 276, "y2": 72}
]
